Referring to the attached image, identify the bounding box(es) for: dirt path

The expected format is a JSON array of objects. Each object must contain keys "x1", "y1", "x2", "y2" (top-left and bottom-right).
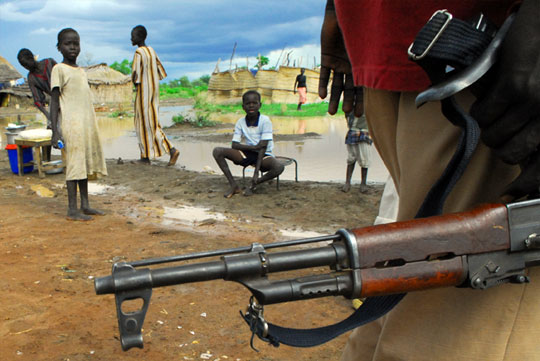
[{"x1": 0, "y1": 124, "x2": 383, "y2": 361}]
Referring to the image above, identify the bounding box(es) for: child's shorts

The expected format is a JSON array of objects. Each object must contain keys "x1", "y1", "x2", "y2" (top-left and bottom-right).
[
  {"x1": 347, "y1": 142, "x2": 372, "y2": 168},
  {"x1": 237, "y1": 150, "x2": 271, "y2": 167}
]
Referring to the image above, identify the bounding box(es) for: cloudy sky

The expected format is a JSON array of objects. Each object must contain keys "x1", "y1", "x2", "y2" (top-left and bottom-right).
[{"x1": 0, "y1": 0, "x2": 325, "y2": 81}]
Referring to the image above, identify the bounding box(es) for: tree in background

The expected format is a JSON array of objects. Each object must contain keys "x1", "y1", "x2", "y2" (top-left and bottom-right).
[
  {"x1": 160, "y1": 74, "x2": 211, "y2": 99},
  {"x1": 179, "y1": 76, "x2": 191, "y2": 88},
  {"x1": 199, "y1": 75, "x2": 210, "y2": 84},
  {"x1": 110, "y1": 59, "x2": 132, "y2": 75},
  {"x1": 192, "y1": 74, "x2": 210, "y2": 87},
  {"x1": 255, "y1": 55, "x2": 269, "y2": 69}
]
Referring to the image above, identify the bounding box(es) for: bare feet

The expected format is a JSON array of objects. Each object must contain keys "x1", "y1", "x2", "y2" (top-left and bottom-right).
[
  {"x1": 224, "y1": 187, "x2": 241, "y2": 199},
  {"x1": 67, "y1": 209, "x2": 92, "y2": 221},
  {"x1": 342, "y1": 183, "x2": 351, "y2": 193},
  {"x1": 243, "y1": 186, "x2": 256, "y2": 196},
  {"x1": 359, "y1": 184, "x2": 369, "y2": 194},
  {"x1": 81, "y1": 207, "x2": 105, "y2": 216},
  {"x1": 168, "y1": 148, "x2": 180, "y2": 166}
]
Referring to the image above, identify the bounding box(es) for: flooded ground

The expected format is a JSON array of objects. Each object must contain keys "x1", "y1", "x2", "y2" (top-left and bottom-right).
[{"x1": 0, "y1": 105, "x2": 389, "y2": 184}]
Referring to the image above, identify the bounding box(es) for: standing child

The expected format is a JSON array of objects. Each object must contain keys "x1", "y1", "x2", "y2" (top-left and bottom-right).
[
  {"x1": 50, "y1": 28, "x2": 107, "y2": 221},
  {"x1": 342, "y1": 106, "x2": 372, "y2": 194},
  {"x1": 131, "y1": 25, "x2": 179, "y2": 165}
]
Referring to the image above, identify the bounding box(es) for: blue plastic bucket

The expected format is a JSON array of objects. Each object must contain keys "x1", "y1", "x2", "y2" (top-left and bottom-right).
[{"x1": 5, "y1": 144, "x2": 34, "y2": 174}]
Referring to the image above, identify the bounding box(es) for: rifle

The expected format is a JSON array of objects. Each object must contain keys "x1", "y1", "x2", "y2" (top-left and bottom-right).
[{"x1": 95, "y1": 199, "x2": 540, "y2": 351}]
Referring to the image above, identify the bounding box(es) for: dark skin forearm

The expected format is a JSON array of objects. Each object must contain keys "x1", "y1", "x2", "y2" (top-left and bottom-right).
[
  {"x1": 50, "y1": 87, "x2": 63, "y2": 147},
  {"x1": 232, "y1": 139, "x2": 268, "y2": 152},
  {"x1": 232, "y1": 140, "x2": 269, "y2": 185},
  {"x1": 36, "y1": 104, "x2": 51, "y2": 123},
  {"x1": 252, "y1": 146, "x2": 265, "y2": 185}
]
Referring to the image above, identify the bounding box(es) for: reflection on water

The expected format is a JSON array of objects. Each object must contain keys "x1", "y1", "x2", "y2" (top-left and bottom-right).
[{"x1": 0, "y1": 105, "x2": 389, "y2": 183}]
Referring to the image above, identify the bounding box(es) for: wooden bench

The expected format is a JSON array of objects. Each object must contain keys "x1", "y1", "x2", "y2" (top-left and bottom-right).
[{"x1": 15, "y1": 138, "x2": 64, "y2": 178}]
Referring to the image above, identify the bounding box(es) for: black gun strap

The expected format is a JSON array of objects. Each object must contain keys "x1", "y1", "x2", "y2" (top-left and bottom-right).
[
  {"x1": 242, "y1": 294, "x2": 405, "y2": 348},
  {"x1": 415, "y1": 96, "x2": 480, "y2": 218},
  {"x1": 242, "y1": 10, "x2": 498, "y2": 348}
]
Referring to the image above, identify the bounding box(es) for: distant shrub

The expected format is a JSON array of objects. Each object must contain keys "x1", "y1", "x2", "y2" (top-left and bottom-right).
[{"x1": 110, "y1": 59, "x2": 132, "y2": 75}]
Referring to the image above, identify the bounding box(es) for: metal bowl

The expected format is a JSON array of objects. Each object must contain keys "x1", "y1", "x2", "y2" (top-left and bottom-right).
[{"x1": 5, "y1": 124, "x2": 27, "y2": 131}]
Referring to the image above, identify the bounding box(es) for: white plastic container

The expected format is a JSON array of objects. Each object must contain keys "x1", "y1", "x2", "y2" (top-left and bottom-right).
[{"x1": 5, "y1": 132, "x2": 18, "y2": 144}]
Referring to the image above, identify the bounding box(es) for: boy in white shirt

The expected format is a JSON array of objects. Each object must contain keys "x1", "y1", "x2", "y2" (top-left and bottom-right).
[{"x1": 213, "y1": 90, "x2": 284, "y2": 198}]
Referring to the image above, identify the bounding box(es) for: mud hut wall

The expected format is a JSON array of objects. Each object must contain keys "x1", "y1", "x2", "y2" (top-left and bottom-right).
[
  {"x1": 207, "y1": 66, "x2": 327, "y2": 104},
  {"x1": 208, "y1": 71, "x2": 233, "y2": 91},
  {"x1": 207, "y1": 71, "x2": 236, "y2": 103},
  {"x1": 254, "y1": 70, "x2": 277, "y2": 89},
  {"x1": 89, "y1": 83, "x2": 132, "y2": 106},
  {"x1": 208, "y1": 70, "x2": 256, "y2": 90},
  {"x1": 208, "y1": 70, "x2": 254, "y2": 103},
  {"x1": 84, "y1": 64, "x2": 132, "y2": 106},
  {"x1": 235, "y1": 69, "x2": 257, "y2": 89}
]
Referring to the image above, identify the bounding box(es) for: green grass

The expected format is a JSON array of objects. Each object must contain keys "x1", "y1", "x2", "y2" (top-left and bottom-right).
[
  {"x1": 160, "y1": 87, "x2": 343, "y2": 117},
  {"x1": 166, "y1": 90, "x2": 343, "y2": 127},
  {"x1": 262, "y1": 102, "x2": 341, "y2": 117},
  {"x1": 159, "y1": 84, "x2": 208, "y2": 99},
  {"x1": 194, "y1": 97, "x2": 342, "y2": 117},
  {"x1": 108, "y1": 110, "x2": 131, "y2": 118},
  {"x1": 172, "y1": 113, "x2": 219, "y2": 128}
]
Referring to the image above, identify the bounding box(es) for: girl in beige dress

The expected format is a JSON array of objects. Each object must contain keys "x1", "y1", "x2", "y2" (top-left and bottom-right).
[{"x1": 50, "y1": 28, "x2": 107, "y2": 221}]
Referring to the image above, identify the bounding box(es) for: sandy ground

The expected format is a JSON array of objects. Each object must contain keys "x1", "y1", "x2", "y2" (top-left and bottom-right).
[{"x1": 0, "y1": 113, "x2": 383, "y2": 361}]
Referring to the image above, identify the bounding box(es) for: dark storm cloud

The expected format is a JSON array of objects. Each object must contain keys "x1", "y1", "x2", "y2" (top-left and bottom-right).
[{"x1": 0, "y1": 0, "x2": 325, "y2": 78}]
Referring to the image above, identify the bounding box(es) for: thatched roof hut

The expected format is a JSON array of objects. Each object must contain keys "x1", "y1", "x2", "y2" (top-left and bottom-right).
[
  {"x1": 0, "y1": 61, "x2": 133, "y2": 109},
  {"x1": 0, "y1": 83, "x2": 33, "y2": 108},
  {"x1": 84, "y1": 63, "x2": 132, "y2": 107},
  {"x1": 207, "y1": 66, "x2": 325, "y2": 104},
  {"x1": 0, "y1": 55, "x2": 27, "y2": 108},
  {"x1": 0, "y1": 55, "x2": 23, "y2": 84}
]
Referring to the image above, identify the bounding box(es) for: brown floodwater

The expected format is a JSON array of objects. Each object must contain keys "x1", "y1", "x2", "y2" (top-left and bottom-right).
[{"x1": 0, "y1": 106, "x2": 389, "y2": 183}]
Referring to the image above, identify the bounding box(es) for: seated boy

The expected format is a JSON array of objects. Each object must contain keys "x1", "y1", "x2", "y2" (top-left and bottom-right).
[{"x1": 213, "y1": 90, "x2": 284, "y2": 198}]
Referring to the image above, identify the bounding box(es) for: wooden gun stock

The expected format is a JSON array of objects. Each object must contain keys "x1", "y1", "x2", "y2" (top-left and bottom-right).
[
  {"x1": 359, "y1": 257, "x2": 467, "y2": 297},
  {"x1": 351, "y1": 203, "x2": 509, "y2": 297}
]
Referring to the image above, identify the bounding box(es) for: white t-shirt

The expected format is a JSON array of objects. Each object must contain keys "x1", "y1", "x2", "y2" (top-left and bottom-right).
[{"x1": 232, "y1": 114, "x2": 274, "y2": 156}]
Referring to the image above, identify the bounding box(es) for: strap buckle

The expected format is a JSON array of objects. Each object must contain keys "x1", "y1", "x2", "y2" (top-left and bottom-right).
[
  {"x1": 243, "y1": 296, "x2": 269, "y2": 351},
  {"x1": 408, "y1": 9, "x2": 453, "y2": 60}
]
